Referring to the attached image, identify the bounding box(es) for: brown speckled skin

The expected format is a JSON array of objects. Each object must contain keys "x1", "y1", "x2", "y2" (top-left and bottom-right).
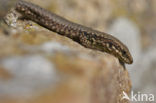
[{"x1": 15, "y1": 0, "x2": 133, "y2": 64}]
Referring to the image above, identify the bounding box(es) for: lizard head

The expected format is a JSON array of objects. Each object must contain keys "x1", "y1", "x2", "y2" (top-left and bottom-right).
[
  {"x1": 104, "y1": 40, "x2": 133, "y2": 64},
  {"x1": 118, "y1": 47, "x2": 133, "y2": 64}
]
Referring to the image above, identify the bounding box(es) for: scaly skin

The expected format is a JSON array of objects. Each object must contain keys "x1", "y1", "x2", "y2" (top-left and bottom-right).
[{"x1": 15, "y1": 0, "x2": 133, "y2": 64}]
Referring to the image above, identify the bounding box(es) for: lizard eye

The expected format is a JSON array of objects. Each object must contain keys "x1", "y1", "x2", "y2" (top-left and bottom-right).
[{"x1": 122, "y1": 50, "x2": 126, "y2": 56}]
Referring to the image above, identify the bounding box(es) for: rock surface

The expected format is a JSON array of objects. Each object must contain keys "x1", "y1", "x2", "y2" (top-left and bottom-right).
[
  {"x1": 0, "y1": 27, "x2": 131, "y2": 103},
  {"x1": 0, "y1": 12, "x2": 131, "y2": 103}
]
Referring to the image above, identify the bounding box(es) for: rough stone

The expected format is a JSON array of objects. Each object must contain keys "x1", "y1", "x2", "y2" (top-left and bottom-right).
[{"x1": 0, "y1": 26, "x2": 131, "y2": 103}]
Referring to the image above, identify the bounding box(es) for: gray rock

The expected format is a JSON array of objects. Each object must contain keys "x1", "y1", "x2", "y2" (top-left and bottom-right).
[{"x1": 0, "y1": 55, "x2": 59, "y2": 98}]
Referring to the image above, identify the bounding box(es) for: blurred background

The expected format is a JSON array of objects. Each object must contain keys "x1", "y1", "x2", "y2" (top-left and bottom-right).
[{"x1": 0, "y1": 0, "x2": 156, "y2": 102}]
